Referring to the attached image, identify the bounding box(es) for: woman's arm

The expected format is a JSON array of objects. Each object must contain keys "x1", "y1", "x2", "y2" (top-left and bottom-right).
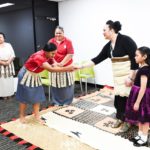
[
  {"x1": 133, "y1": 75, "x2": 147, "y2": 111},
  {"x1": 42, "y1": 62, "x2": 76, "y2": 72},
  {"x1": 123, "y1": 36, "x2": 138, "y2": 87},
  {"x1": 0, "y1": 60, "x2": 7, "y2": 65},
  {"x1": 125, "y1": 70, "x2": 137, "y2": 87},
  {"x1": 0, "y1": 57, "x2": 15, "y2": 66},
  {"x1": 79, "y1": 60, "x2": 95, "y2": 69},
  {"x1": 128, "y1": 70, "x2": 137, "y2": 81},
  {"x1": 58, "y1": 54, "x2": 73, "y2": 67},
  {"x1": 91, "y1": 43, "x2": 110, "y2": 65},
  {"x1": 124, "y1": 36, "x2": 138, "y2": 70},
  {"x1": 6, "y1": 57, "x2": 15, "y2": 65},
  {"x1": 77, "y1": 43, "x2": 110, "y2": 69}
]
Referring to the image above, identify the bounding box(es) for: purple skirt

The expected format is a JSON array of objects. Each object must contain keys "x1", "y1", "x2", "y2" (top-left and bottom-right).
[{"x1": 125, "y1": 85, "x2": 150, "y2": 124}]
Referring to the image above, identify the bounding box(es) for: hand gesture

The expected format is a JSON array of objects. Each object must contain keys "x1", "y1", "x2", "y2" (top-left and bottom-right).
[
  {"x1": 3, "y1": 61, "x2": 9, "y2": 66},
  {"x1": 66, "y1": 64, "x2": 81, "y2": 71},
  {"x1": 57, "y1": 62, "x2": 63, "y2": 67},
  {"x1": 73, "y1": 64, "x2": 82, "y2": 70},
  {"x1": 125, "y1": 77, "x2": 133, "y2": 87},
  {"x1": 65, "y1": 65, "x2": 75, "y2": 71},
  {"x1": 133, "y1": 102, "x2": 139, "y2": 111},
  {"x1": 52, "y1": 62, "x2": 58, "y2": 67}
]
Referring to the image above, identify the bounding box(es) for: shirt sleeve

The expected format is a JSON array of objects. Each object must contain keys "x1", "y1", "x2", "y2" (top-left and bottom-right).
[
  {"x1": 91, "y1": 43, "x2": 110, "y2": 65},
  {"x1": 33, "y1": 54, "x2": 46, "y2": 67},
  {"x1": 8, "y1": 43, "x2": 15, "y2": 57},
  {"x1": 48, "y1": 38, "x2": 54, "y2": 43},
  {"x1": 66, "y1": 40, "x2": 74, "y2": 54},
  {"x1": 123, "y1": 36, "x2": 138, "y2": 70},
  {"x1": 140, "y1": 67, "x2": 149, "y2": 77}
]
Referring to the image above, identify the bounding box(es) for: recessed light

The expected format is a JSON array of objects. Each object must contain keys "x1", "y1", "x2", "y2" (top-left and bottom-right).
[{"x1": 0, "y1": 3, "x2": 14, "y2": 8}]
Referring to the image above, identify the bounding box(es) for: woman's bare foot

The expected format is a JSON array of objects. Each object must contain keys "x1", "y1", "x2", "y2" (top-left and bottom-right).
[
  {"x1": 19, "y1": 117, "x2": 27, "y2": 124},
  {"x1": 35, "y1": 117, "x2": 45, "y2": 125}
]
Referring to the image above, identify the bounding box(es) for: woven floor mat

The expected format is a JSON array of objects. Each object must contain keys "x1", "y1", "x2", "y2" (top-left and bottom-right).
[
  {"x1": 1, "y1": 89, "x2": 149, "y2": 150},
  {"x1": 42, "y1": 111, "x2": 149, "y2": 150},
  {"x1": 0, "y1": 107, "x2": 95, "y2": 150}
]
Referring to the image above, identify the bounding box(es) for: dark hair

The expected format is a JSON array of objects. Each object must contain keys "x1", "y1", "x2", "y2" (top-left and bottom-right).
[
  {"x1": 0, "y1": 32, "x2": 6, "y2": 39},
  {"x1": 55, "y1": 26, "x2": 64, "y2": 32},
  {"x1": 43, "y1": 43, "x2": 57, "y2": 52},
  {"x1": 106, "y1": 20, "x2": 122, "y2": 33},
  {"x1": 138, "y1": 46, "x2": 150, "y2": 66}
]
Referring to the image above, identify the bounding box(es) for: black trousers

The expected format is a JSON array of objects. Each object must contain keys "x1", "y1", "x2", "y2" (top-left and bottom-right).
[{"x1": 114, "y1": 95, "x2": 127, "y2": 121}]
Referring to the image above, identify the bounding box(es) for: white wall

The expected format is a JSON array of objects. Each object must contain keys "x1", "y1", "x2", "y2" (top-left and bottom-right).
[{"x1": 58, "y1": 0, "x2": 150, "y2": 86}]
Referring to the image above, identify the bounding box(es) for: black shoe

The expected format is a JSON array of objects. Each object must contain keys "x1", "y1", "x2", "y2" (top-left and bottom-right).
[
  {"x1": 129, "y1": 135, "x2": 141, "y2": 142},
  {"x1": 133, "y1": 139, "x2": 148, "y2": 147}
]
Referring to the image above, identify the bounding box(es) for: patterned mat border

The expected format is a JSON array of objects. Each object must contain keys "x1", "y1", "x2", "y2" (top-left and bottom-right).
[
  {"x1": 0, "y1": 106, "x2": 60, "y2": 150},
  {"x1": 0, "y1": 120, "x2": 43, "y2": 150}
]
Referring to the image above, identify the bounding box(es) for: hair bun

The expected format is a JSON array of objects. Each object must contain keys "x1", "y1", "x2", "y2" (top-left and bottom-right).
[{"x1": 113, "y1": 21, "x2": 122, "y2": 32}]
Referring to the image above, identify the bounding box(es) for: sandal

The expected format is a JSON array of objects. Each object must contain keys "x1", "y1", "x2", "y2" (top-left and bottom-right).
[
  {"x1": 120, "y1": 122, "x2": 131, "y2": 132},
  {"x1": 111, "y1": 119, "x2": 122, "y2": 128}
]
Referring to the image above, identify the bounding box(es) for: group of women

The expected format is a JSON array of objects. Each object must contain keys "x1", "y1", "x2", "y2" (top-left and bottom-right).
[{"x1": 0, "y1": 20, "x2": 149, "y2": 147}]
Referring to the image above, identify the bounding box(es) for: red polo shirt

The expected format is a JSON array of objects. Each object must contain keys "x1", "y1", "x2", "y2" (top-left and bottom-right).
[
  {"x1": 49, "y1": 37, "x2": 74, "y2": 66},
  {"x1": 25, "y1": 50, "x2": 53, "y2": 73}
]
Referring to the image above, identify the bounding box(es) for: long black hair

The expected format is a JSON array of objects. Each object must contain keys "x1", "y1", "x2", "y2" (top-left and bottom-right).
[{"x1": 138, "y1": 46, "x2": 150, "y2": 66}]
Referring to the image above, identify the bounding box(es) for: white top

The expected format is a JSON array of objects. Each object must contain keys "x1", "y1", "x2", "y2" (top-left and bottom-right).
[
  {"x1": 0, "y1": 42, "x2": 15, "y2": 60},
  {"x1": 0, "y1": 42, "x2": 15, "y2": 76}
]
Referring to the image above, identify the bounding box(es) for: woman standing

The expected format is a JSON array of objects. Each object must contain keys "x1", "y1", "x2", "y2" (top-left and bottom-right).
[
  {"x1": 0, "y1": 32, "x2": 15, "y2": 99},
  {"x1": 48, "y1": 26, "x2": 74, "y2": 106},
  {"x1": 16, "y1": 43, "x2": 76, "y2": 124},
  {"x1": 79, "y1": 20, "x2": 138, "y2": 132}
]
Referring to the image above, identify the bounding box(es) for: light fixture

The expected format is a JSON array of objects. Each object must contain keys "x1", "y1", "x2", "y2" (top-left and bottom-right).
[
  {"x1": 48, "y1": 0, "x2": 65, "y2": 2},
  {"x1": 0, "y1": 3, "x2": 14, "y2": 8}
]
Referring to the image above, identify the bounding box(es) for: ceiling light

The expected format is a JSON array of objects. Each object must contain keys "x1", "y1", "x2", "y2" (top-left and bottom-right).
[
  {"x1": 0, "y1": 3, "x2": 14, "y2": 8},
  {"x1": 48, "y1": 0, "x2": 65, "y2": 2}
]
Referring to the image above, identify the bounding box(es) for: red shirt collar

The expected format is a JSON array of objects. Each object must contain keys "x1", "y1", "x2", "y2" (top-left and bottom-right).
[{"x1": 53, "y1": 37, "x2": 66, "y2": 44}]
